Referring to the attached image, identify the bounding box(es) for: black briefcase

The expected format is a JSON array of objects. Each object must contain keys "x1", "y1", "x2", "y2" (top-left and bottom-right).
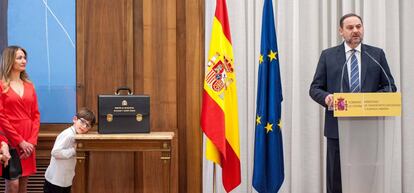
[{"x1": 98, "y1": 87, "x2": 150, "y2": 134}]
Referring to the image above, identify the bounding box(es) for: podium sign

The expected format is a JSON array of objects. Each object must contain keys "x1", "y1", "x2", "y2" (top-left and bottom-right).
[{"x1": 333, "y1": 92, "x2": 401, "y2": 117}]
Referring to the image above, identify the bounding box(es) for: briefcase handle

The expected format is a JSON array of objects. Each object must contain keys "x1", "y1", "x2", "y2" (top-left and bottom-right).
[{"x1": 115, "y1": 87, "x2": 133, "y2": 95}]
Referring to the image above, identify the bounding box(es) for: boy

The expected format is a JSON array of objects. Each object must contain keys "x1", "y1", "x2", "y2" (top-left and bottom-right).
[{"x1": 44, "y1": 108, "x2": 96, "y2": 193}]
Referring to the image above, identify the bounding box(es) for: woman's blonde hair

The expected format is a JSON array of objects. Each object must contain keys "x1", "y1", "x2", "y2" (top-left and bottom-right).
[{"x1": 0, "y1": 45, "x2": 31, "y2": 91}]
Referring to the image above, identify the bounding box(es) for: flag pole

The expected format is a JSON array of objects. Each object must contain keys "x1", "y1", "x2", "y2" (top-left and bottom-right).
[{"x1": 213, "y1": 163, "x2": 216, "y2": 193}]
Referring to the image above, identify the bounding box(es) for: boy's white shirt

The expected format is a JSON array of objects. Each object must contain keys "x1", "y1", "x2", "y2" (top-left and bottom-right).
[{"x1": 45, "y1": 126, "x2": 77, "y2": 187}]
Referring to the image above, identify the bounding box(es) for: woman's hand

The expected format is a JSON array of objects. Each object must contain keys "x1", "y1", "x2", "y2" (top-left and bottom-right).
[
  {"x1": 18, "y1": 140, "x2": 34, "y2": 159},
  {"x1": 0, "y1": 141, "x2": 11, "y2": 166}
]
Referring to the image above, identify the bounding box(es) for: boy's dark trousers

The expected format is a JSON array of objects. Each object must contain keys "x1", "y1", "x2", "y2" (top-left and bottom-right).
[{"x1": 44, "y1": 180, "x2": 71, "y2": 193}]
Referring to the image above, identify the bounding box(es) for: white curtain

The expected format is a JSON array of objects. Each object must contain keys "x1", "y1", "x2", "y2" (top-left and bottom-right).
[{"x1": 203, "y1": 0, "x2": 414, "y2": 193}]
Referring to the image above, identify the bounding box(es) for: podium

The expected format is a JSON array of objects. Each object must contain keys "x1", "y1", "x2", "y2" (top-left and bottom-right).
[{"x1": 333, "y1": 93, "x2": 401, "y2": 193}]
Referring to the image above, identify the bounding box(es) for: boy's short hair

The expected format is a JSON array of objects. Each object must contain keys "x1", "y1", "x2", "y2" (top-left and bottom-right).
[{"x1": 76, "y1": 107, "x2": 96, "y2": 127}]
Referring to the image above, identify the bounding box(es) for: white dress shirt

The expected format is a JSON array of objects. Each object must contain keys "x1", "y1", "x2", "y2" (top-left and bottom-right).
[
  {"x1": 45, "y1": 126, "x2": 77, "y2": 187},
  {"x1": 345, "y1": 43, "x2": 362, "y2": 89}
]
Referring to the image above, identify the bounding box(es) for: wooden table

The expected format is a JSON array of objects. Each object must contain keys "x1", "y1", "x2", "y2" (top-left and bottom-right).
[{"x1": 74, "y1": 132, "x2": 174, "y2": 193}]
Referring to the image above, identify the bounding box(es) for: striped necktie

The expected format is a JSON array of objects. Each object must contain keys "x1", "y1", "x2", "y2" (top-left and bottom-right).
[{"x1": 349, "y1": 51, "x2": 360, "y2": 92}]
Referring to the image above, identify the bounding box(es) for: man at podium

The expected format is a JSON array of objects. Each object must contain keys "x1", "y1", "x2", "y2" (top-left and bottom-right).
[{"x1": 309, "y1": 13, "x2": 397, "y2": 193}]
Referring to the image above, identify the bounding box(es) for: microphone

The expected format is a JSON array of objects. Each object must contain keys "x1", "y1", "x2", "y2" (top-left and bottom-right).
[
  {"x1": 340, "y1": 49, "x2": 357, "y2": 93},
  {"x1": 364, "y1": 51, "x2": 393, "y2": 92}
]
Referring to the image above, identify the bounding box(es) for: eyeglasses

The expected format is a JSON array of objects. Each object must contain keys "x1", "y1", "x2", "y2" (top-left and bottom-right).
[{"x1": 79, "y1": 118, "x2": 91, "y2": 129}]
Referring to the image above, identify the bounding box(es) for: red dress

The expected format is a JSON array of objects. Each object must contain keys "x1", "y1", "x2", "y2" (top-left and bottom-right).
[{"x1": 0, "y1": 81, "x2": 40, "y2": 176}]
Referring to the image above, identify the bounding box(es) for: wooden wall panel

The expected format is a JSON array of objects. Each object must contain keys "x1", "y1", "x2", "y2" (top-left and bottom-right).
[
  {"x1": 77, "y1": 0, "x2": 133, "y2": 112},
  {"x1": 142, "y1": 0, "x2": 177, "y2": 131},
  {"x1": 133, "y1": 0, "x2": 144, "y2": 94},
  {"x1": 176, "y1": 0, "x2": 188, "y2": 190},
  {"x1": 75, "y1": 0, "x2": 204, "y2": 192},
  {"x1": 140, "y1": 0, "x2": 179, "y2": 192},
  {"x1": 186, "y1": 0, "x2": 204, "y2": 191},
  {"x1": 177, "y1": 0, "x2": 204, "y2": 192}
]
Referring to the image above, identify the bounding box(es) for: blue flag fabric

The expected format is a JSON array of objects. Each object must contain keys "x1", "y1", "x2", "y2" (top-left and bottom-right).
[{"x1": 252, "y1": 0, "x2": 284, "y2": 192}]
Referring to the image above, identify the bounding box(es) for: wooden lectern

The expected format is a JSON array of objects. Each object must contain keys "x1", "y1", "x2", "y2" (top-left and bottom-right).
[{"x1": 334, "y1": 92, "x2": 401, "y2": 193}]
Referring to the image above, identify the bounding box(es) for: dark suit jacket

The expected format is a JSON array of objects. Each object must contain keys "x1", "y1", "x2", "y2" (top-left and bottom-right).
[{"x1": 309, "y1": 43, "x2": 397, "y2": 139}]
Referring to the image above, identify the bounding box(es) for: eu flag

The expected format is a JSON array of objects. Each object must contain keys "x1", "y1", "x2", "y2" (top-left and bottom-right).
[{"x1": 252, "y1": 0, "x2": 284, "y2": 192}]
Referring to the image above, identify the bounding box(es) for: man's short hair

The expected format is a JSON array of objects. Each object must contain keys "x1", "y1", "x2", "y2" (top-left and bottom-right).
[
  {"x1": 340, "y1": 13, "x2": 363, "y2": 28},
  {"x1": 76, "y1": 107, "x2": 96, "y2": 127}
]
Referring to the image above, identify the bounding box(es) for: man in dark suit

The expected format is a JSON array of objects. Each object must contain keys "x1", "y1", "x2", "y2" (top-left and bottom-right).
[{"x1": 309, "y1": 13, "x2": 397, "y2": 193}]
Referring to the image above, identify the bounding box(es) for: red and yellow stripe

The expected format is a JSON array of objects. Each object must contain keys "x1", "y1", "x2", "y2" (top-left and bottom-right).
[{"x1": 201, "y1": 0, "x2": 240, "y2": 192}]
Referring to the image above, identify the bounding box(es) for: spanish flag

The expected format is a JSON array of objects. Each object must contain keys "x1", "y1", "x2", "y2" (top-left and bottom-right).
[{"x1": 201, "y1": 0, "x2": 240, "y2": 192}]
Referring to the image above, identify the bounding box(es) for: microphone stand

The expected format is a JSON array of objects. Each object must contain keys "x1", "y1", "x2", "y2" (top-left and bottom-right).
[{"x1": 364, "y1": 51, "x2": 393, "y2": 92}]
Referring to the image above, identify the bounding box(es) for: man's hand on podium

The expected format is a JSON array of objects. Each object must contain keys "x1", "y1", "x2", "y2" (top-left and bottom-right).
[{"x1": 325, "y1": 94, "x2": 334, "y2": 111}]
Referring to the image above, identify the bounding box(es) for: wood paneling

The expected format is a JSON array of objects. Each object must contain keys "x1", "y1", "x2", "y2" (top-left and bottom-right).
[
  {"x1": 133, "y1": 0, "x2": 144, "y2": 94},
  {"x1": 142, "y1": 0, "x2": 177, "y2": 131},
  {"x1": 77, "y1": 0, "x2": 134, "y2": 112},
  {"x1": 74, "y1": 0, "x2": 205, "y2": 192},
  {"x1": 177, "y1": 0, "x2": 204, "y2": 192}
]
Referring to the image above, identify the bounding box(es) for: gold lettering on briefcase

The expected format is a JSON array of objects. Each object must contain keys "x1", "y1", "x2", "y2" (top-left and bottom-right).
[
  {"x1": 114, "y1": 106, "x2": 136, "y2": 112},
  {"x1": 122, "y1": 100, "x2": 128, "y2": 106},
  {"x1": 107, "y1": 114, "x2": 113, "y2": 122},
  {"x1": 136, "y1": 114, "x2": 143, "y2": 122}
]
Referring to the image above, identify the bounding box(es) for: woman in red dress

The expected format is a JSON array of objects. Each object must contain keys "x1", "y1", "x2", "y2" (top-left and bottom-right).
[{"x1": 0, "y1": 45, "x2": 40, "y2": 193}]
